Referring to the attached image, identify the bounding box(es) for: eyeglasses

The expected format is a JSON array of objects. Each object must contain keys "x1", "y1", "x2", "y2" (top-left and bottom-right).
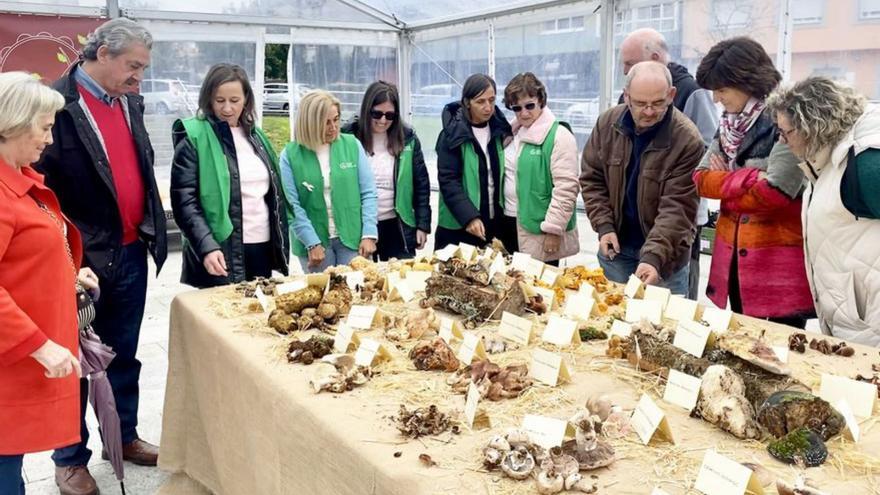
[
  {"x1": 778, "y1": 126, "x2": 797, "y2": 143},
  {"x1": 629, "y1": 100, "x2": 669, "y2": 111},
  {"x1": 370, "y1": 110, "x2": 397, "y2": 121},
  {"x1": 508, "y1": 102, "x2": 538, "y2": 113}
]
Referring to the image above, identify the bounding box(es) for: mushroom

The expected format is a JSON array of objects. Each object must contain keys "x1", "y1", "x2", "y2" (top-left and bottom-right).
[
  {"x1": 488, "y1": 435, "x2": 511, "y2": 452},
  {"x1": 483, "y1": 446, "x2": 504, "y2": 469},
  {"x1": 499, "y1": 446, "x2": 535, "y2": 480},
  {"x1": 309, "y1": 363, "x2": 342, "y2": 393},
  {"x1": 562, "y1": 410, "x2": 616, "y2": 470},
  {"x1": 504, "y1": 428, "x2": 532, "y2": 448},
  {"x1": 585, "y1": 395, "x2": 616, "y2": 422},
  {"x1": 535, "y1": 471, "x2": 564, "y2": 494}
]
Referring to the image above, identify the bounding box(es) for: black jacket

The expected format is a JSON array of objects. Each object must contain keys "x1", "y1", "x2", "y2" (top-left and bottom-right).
[
  {"x1": 340, "y1": 119, "x2": 432, "y2": 233},
  {"x1": 170, "y1": 116, "x2": 289, "y2": 288},
  {"x1": 36, "y1": 63, "x2": 167, "y2": 277},
  {"x1": 435, "y1": 102, "x2": 512, "y2": 228}
]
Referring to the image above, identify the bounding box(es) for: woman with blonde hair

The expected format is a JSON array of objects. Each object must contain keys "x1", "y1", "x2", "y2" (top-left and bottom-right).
[
  {"x1": 279, "y1": 90, "x2": 378, "y2": 272},
  {"x1": 767, "y1": 77, "x2": 880, "y2": 346},
  {"x1": 0, "y1": 71, "x2": 99, "y2": 493}
]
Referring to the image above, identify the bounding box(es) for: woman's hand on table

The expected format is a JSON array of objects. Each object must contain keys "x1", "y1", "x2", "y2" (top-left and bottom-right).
[
  {"x1": 203, "y1": 250, "x2": 228, "y2": 277},
  {"x1": 465, "y1": 218, "x2": 486, "y2": 241},
  {"x1": 31, "y1": 340, "x2": 81, "y2": 379}
]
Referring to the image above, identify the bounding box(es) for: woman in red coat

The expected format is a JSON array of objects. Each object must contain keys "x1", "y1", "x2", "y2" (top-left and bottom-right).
[{"x1": 0, "y1": 72, "x2": 99, "y2": 493}]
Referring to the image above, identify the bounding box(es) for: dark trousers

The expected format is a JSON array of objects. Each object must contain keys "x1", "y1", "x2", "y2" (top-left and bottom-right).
[
  {"x1": 54, "y1": 241, "x2": 148, "y2": 466},
  {"x1": 244, "y1": 242, "x2": 273, "y2": 280},
  {"x1": 375, "y1": 218, "x2": 416, "y2": 261},
  {"x1": 434, "y1": 215, "x2": 508, "y2": 252},
  {"x1": 0, "y1": 454, "x2": 24, "y2": 495},
  {"x1": 496, "y1": 214, "x2": 519, "y2": 254},
  {"x1": 729, "y1": 252, "x2": 808, "y2": 329},
  {"x1": 687, "y1": 226, "x2": 702, "y2": 301}
]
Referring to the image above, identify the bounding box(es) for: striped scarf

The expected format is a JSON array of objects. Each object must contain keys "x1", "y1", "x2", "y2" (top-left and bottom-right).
[{"x1": 719, "y1": 97, "x2": 766, "y2": 167}]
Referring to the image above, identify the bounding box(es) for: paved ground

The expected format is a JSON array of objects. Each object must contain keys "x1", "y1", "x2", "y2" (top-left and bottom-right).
[{"x1": 23, "y1": 208, "x2": 776, "y2": 494}]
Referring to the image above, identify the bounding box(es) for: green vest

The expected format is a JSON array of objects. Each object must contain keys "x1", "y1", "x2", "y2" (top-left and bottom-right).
[
  {"x1": 180, "y1": 117, "x2": 279, "y2": 244},
  {"x1": 283, "y1": 134, "x2": 362, "y2": 256},
  {"x1": 437, "y1": 137, "x2": 505, "y2": 229},
  {"x1": 394, "y1": 139, "x2": 417, "y2": 228},
  {"x1": 516, "y1": 121, "x2": 577, "y2": 235}
]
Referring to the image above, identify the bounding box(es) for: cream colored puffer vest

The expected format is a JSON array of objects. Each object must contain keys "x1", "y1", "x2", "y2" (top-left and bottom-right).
[{"x1": 801, "y1": 105, "x2": 880, "y2": 347}]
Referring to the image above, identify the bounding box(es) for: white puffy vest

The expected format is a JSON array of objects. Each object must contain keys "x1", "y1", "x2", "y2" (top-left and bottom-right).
[{"x1": 802, "y1": 105, "x2": 880, "y2": 347}]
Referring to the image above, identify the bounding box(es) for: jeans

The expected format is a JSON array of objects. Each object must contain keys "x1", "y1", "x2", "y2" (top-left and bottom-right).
[
  {"x1": 298, "y1": 237, "x2": 359, "y2": 273},
  {"x1": 0, "y1": 454, "x2": 24, "y2": 495},
  {"x1": 597, "y1": 243, "x2": 690, "y2": 296},
  {"x1": 54, "y1": 241, "x2": 148, "y2": 466}
]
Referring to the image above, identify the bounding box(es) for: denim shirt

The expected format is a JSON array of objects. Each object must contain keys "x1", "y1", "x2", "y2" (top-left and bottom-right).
[
  {"x1": 74, "y1": 67, "x2": 117, "y2": 107},
  {"x1": 279, "y1": 139, "x2": 378, "y2": 249}
]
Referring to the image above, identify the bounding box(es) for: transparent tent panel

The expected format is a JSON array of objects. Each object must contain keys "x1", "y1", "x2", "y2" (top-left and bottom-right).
[
  {"x1": 119, "y1": 0, "x2": 382, "y2": 22},
  {"x1": 362, "y1": 0, "x2": 523, "y2": 22},
  {"x1": 10, "y1": 0, "x2": 106, "y2": 7}
]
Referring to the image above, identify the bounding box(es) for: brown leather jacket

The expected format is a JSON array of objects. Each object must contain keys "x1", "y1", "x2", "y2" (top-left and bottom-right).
[{"x1": 580, "y1": 105, "x2": 704, "y2": 277}]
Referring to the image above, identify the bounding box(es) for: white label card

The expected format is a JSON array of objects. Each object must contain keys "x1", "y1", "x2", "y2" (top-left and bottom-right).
[
  {"x1": 434, "y1": 245, "x2": 457, "y2": 261},
  {"x1": 563, "y1": 292, "x2": 595, "y2": 321},
  {"x1": 353, "y1": 338, "x2": 391, "y2": 367},
  {"x1": 624, "y1": 274, "x2": 644, "y2": 298},
  {"x1": 499, "y1": 311, "x2": 535, "y2": 346},
  {"x1": 579, "y1": 282, "x2": 596, "y2": 299},
  {"x1": 464, "y1": 382, "x2": 481, "y2": 428},
  {"x1": 488, "y1": 255, "x2": 507, "y2": 279},
  {"x1": 625, "y1": 299, "x2": 663, "y2": 325},
  {"x1": 630, "y1": 394, "x2": 674, "y2": 445},
  {"x1": 663, "y1": 369, "x2": 702, "y2": 411},
  {"x1": 511, "y1": 252, "x2": 543, "y2": 278},
  {"x1": 347, "y1": 305, "x2": 378, "y2": 330},
  {"x1": 643, "y1": 285, "x2": 671, "y2": 310},
  {"x1": 529, "y1": 348, "x2": 572, "y2": 386},
  {"x1": 254, "y1": 286, "x2": 270, "y2": 312},
  {"x1": 819, "y1": 373, "x2": 877, "y2": 419},
  {"x1": 541, "y1": 315, "x2": 580, "y2": 347},
  {"x1": 343, "y1": 271, "x2": 365, "y2": 291},
  {"x1": 275, "y1": 279, "x2": 307, "y2": 295},
  {"x1": 694, "y1": 449, "x2": 765, "y2": 495},
  {"x1": 673, "y1": 320, "x2": 713, "y2": 358},
  {"x1": 540, "y1": 266, "x2": 561, "y2": 286},
  {"x1": 521, "y1": 414, "x2": 573, "y2": 450},
  {"x1": 834, "y1": 399, "x2": 861, "y2": 442},
  {"x1": 771, "y1": 345, "x2": 789, "y2": 364},
  {"x1": 457, "y1": 242, "x2": 477, "y2": 261},
  {"x1": 481, "y1": 246, "x2": 495, "y2": 260},
  {"x1": 406, "y1": 271, "x2": 432, "y2": 292},
  {"x1": 702, "y1": 307, "x2": 734, "y2": 334},
  {"x1": 389, "y1": 279, "x2": 416, "y2": 303},
  {"x1": 386, "y1": 272, "x2": 402, "y2": 290},
  {"x1": 665, "y1": 295, "x2": 699, "y2": 323},
  {"x1": 333, "y1": 324, "x2": 360, "y2": 353},
  {"x1": 610, "y1": 319, "x2": 633, "y2": 338},
  {"x1": 438, "y1": 317, "x2": 464, "y2": 344},
  {"x1": 457, "y1": 332, "x2": 487, "y2": 364},
  {"x1": 533, "y1": 286, "x2": 556, "y2": 311}
]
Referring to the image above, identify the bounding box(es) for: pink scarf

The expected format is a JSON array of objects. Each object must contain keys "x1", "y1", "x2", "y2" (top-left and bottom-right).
[{"x1": 719, "y1": 97, "x2": 765, "y2": 167}]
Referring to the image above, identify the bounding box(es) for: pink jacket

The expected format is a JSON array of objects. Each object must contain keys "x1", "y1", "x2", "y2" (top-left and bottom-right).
[{"x1": 509, "y1": 108, "x2": 580, "y2": 261}]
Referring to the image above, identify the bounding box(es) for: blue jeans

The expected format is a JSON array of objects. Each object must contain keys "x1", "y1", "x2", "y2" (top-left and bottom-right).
[
  {"x1": 297, "y1": 237, "x2": 359, "y2": 273},
  {"x1": 0, "y1": 454, "x2": 24, "y2": 494},
  {"x1": 54, "y1": 241, "x2": 148, "y2": 466},
  {"x1": 597, "y1": 243, "x2": 690, "y2": 296}
]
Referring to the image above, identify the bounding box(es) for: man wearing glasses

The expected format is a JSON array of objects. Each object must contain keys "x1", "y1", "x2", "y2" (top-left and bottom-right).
[{"x1": 580, "y1": 61, "x2": 704, "y2": 295}]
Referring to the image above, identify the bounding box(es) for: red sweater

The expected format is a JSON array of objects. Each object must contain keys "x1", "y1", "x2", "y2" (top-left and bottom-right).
[{"x1": 79, "y1": 87, "x2": 145, "y2": 245}]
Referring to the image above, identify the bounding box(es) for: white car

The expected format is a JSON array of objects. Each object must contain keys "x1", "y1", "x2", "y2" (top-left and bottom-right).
[
  {"x1": 263, "y1": 83, "x2": 311, "y2": 113},
  {"x1": 140, "y1": 79, "x2": 193, "y2": 115}
]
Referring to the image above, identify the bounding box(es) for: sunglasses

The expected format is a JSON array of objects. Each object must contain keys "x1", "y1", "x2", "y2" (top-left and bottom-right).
[
  {"x1": 370, "y1": 110, "x2": 397, "y2": 121},
  {"x1": 509, "y1": 102, "x2": 538, "y2": 113}
]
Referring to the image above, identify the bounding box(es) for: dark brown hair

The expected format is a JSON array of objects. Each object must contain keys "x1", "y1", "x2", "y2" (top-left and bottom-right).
[
  {"x1": 460, "y1": 74, "x2": 496, "y2": 116},
  {"x1": 503, "y1": 72, "x2": 547, "y2": 109},
  {"x1": 696, "y1": 37, "x2": 781, "y2": 99},
  {"x1": 198, "y1": 63, "x2": 256, "y2": 135},
  {"x1": 356, "y1": 80, "x2": 405, "y2": 156}
]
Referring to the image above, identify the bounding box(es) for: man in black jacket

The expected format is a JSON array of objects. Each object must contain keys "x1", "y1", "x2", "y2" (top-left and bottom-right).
[
  {"x1": 618, "y1": 28, "x2": 719, "y2": 300},
  {"x1": 36, "y1": 18, "x2": 166, "y2": 495}
]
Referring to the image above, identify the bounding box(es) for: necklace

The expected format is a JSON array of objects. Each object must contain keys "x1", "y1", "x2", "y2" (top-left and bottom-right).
[{"x1": 33, "y1": 198, "x2": 79, "y2": 287}]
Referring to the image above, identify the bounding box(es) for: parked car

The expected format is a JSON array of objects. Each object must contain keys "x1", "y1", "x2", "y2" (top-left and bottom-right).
[
  {"x1": 562, "y1": 99, "x2": 600, "y2": 134},
  {"x1": 140, "y1": 78, "x2": 193, "y2": 115},
  {"x1": 263, "y1": 83, "x2": 312, "y2": 113}
]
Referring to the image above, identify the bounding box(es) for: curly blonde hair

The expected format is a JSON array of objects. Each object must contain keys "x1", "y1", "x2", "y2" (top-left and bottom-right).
[{"x1": 767, "y1": 77, "x2": 866, "y2": 160}]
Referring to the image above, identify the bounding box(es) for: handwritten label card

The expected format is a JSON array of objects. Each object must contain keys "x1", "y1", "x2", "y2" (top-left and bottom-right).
[
  {"x1": 389, "y1": 279, "x2": 416, "y2": 303},
  {"x1": 624, "y1": 274, "x2": 644, "y2": 298},
  {"x1": 665, "y1": 295, "x2": 698, "y2": 323},
  {"x1": 434, "y1": 244, "x2": 457, "y2": 261},
  {"x1": 819, "y1": 374, "x2": 877, "y2": 418},
  {"x1": 512, "y1": 252, "x2": 544, "y2": 278},
  {"x1": 386, "y1": 271, "x2": 402, "y2": 291},
  {"x1": 347, "y1": 305, "x2": 379, "y2": 330},
  {"x1": 673, "y1": 320, "x2": 713, "y2": 358},
  {"x1": 540, "y1": 265, "x2": 561, "y2": 286},
  {"x1": 530, "y1": 348, "x2": 572, "y2": 386},
  {"x1": 702, "y1": 307, "x2": 734, "y2": 334},
  {"x1": 343, "y1": 271, "x2": 365, "y2": 291},
  {"x1": 644, "y1": 285, "x2": 671, "y2": 310},
  {"x1": 579, "y1": 282, "x2": 596, "y2": 299},
  {"x1": 333, "y1": 323, "x2": 360, "y2": 353},
  {"x1": 834, "y1": 399, "x2": 861, "y2": 442},
  {"x1": 541, "y1": 315, "x2": 580, "y2": 347},
  {"x1": 499, "y1": 311, "x2": 535, "y2": 345},
  {"x1": 457, "y1": 332, "x2": 487, "y2": 365},
  {"x1": 457, "y1": 242, "x2": 477, "y2": 261},
  {"x1": 488, "y1": 255, "x2": 507, "y2": 279},
  {"x1": 463, "y1": 382, "x2": 490, "y2": 429},
  {"x1": 353, "y1": 338, "x2": 391, "y2": 367},
  {"x1": 694, "y1": 449, "x2": 765, "y2": 495},
  {"x1": 521, "y1": 414, "x2": 573, "y2": 450},
  {"x1": 610, "y1": 319, "x2": 633, "y2": 338},
  {"x1": 563, "y1": 292, "x2": 596, "y2": 321},
  {"x1": 275, "y1": 279, "x2": 307, "y2": 295},
  {"x1": 533, "y1": 286, "x2": 556, "y2": 311},
  {"x1": 630, "y1": 394, "x2": 675, "y2": 445},
  {"x1": 663, "y1": 369, "x2": 703, "y2": 411},
  {"x1": 438, "y1": 317, "x2": 464, "y2": 344},
  {"x1": 254, "y1": 286, "x2": 270, "y2": 312},
  {"x1": 625, "y1": 299, "x2": 663, "y2": 325},
  {"x1": 406, "y1": 271, "x2": 432, "y2": 292}
]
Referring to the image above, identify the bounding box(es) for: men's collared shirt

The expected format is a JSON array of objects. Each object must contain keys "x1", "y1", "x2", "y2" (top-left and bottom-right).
[{"x1": 73, "y1": 67, "x2": 118, "y2": 107}]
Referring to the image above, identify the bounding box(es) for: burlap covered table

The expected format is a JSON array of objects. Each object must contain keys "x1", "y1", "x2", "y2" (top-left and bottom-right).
[{"x1": 157, "y1": 288, "x2": 880, "y2": 495}]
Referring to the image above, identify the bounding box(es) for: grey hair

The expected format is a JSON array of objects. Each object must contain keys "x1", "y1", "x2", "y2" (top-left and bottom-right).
[
  {"x1": 0, "y1": 72, "x2": 64, "y2": 141},
  {"x1": 81, "y1": 18, "x2": 152, "y2": 61},
  {"x1": 625, "y1": 61, "x2": 672, "y2": 90},
  {"x1": 767, "y1": 77, "x2": 867, "y2": 160}
]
